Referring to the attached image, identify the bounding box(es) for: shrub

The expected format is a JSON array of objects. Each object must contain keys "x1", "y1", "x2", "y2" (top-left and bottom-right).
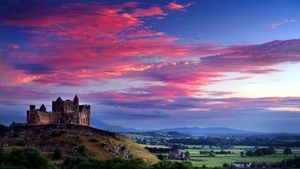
[
  {"x1": 120, "y1": 145, "x2": 126, "y2": 151},
  {"x1": 89, "y1": 138, "x2": 98, "y2": 143},
  {"x1": 61, "y1": 157, "x2": 102, "y2": 169},
  {"x1": 53, "y1": 147, "x2": 62, "y2": 160},
  {"x1": 245, "y1": 147, "x2": 275, "y2": 156},
  {"x1": 152, "y1": 160, "x2": 193, "y2": 169},
  {"x1": 62, "y1": 157, "x2": 151, "y2": 169},
  {"x1": 283, "y1": 147, "x2": 293, "y2": 155},
  {"x1": 0, "y1": 148, "x2": 56, "y2": 169},
  {"x1": 77, "y1": 145, "x2": 86, "y2": 156},
  {"x1": 15, "y1": 140, "x2": 25, "y2": 146},
  {"x1": 223, "y1": 163, "x2": 230, "y2": 168},
  {"x1": 156, "y1": 154, "x2": 166, "y2": 160},
  {"x1": 106, "y1": 158, "x2": 149, "y2": 169},
  {"x1": 74, "y1": 136, "x2": 81, "y2": 143}
]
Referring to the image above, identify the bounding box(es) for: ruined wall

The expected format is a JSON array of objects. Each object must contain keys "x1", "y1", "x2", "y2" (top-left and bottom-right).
[
  {"x1": 27, "y1": 111, "x2": 52, "y2": 125},
  {"x1": 79, "y1": 105, "x2": 90, "y2": 126},
  {"x1": 27, "y1": 96, "x2": 90, "y2": 126},
  {"x1": 64, "y1": 100, "x2": 76, "y2": 113},
  {"x1": 52, "y1": 100, "x2": 64, "y2": 113}
]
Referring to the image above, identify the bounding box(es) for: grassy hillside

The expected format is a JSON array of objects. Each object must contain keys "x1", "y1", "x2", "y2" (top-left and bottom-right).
[{"x1": 0, "y1": 124, "x2": 158, "y2": 164}]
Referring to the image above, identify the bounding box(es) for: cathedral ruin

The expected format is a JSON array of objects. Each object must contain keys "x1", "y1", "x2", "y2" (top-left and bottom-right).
[{"x1": 27, "y1": 95, "x2": 90, "y2": 126}]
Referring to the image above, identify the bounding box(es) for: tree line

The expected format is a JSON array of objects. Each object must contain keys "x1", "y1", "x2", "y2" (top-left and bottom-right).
[
  {"x1": 245, "y1": 147, "x2": 276, "y2": 156},
  {"x1": 0, "y1": 148, "x2": 194, "y2": 169},
  {"x1": 0, "y1": 147, "x2": 298, "y2": 169},
  {"x1": 168, "y1": 137, "x2": 300, "y2": 147}
]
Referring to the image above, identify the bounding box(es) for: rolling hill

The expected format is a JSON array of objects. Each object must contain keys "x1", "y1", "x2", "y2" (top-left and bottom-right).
[{"x1": 0, "y1": 124, "x2": 158, "y2": 164}]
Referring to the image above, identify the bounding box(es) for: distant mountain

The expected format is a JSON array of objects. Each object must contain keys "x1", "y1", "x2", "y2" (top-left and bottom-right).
[
  {"x1": 91, "y1": 118, "x2": 138, "y2": 132},
  {"x1": 158, "y1": 127, "x2": 262, "y2": 136},
  {"x1": 89, "y1": 120, "x2": 263, "y2": 135}
]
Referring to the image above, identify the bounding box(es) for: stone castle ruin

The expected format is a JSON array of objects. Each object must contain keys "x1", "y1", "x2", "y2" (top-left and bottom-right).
[
  {"x1": 168, "y1": 148, "x2": 191, "y2": 160},
  {"x1": 27, "y1": 95, "x2": 90, "y2": 126}
]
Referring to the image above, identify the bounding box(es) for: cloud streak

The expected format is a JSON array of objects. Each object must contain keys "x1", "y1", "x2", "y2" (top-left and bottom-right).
[{"x1": 271, "y1": 19, "x2": 297, "y2": 29}]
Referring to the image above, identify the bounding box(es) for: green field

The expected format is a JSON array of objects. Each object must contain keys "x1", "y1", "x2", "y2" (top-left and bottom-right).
[{"x1": 157, "y1": 145, "x2": 300, "y2": 167}]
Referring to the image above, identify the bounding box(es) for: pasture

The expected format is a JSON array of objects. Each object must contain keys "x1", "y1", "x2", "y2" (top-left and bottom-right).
[{"x1": 157, "y1": 145, "x2": 300, "y2": 167}]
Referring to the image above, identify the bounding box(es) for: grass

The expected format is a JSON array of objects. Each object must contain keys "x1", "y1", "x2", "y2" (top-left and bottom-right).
[
  {"x1": 140, "y1": 144, "x2": 171, "y2": 148},
  {"x1": 190, "y1": 155, "x2": 291, "y2": 167},
  {"x1": 122, "y1": 133, "x2": 146, "y2": 139},
  {"x1": 52, "y1": 133, "x2": 159, "y2": 164}
]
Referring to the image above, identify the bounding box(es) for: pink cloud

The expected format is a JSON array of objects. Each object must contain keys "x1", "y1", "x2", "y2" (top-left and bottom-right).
[
  {"x1": 2, "y1": 1, "x2": 300, "y2": 109},
  {"x1": 271, "y1": 19, "x2": 297, "y2": 29},
  {"x1": 167, "y1": 1, "x2": 191, "y2": 11},
  {"x1": 204, "y1": 91, "x2": 236, "y2": 96},
  {"x1": 132, "y1": 6, "x2": 167, "y2": 17}
]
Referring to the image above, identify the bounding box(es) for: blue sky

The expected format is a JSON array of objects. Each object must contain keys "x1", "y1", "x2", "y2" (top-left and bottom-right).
[{"x1": 148, "y1": 0, "x2": 300, "y2": 44}]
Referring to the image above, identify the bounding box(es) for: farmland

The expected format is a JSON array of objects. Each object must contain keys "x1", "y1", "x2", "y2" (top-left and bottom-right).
[
  {"x1": 124, "y1": 130, "x2": 300, "y2": 168},
  {"x1": 153, "y1": 145, "x2": 300, "y2": 167}
]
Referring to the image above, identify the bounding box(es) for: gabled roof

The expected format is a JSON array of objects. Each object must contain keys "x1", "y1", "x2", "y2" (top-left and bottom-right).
[
  {"x1": 56, "y1": 97, "x2": 63, "y2": 101},
  {"x1": 40, "y1": 104, "x2": 46, "y2": 111}
]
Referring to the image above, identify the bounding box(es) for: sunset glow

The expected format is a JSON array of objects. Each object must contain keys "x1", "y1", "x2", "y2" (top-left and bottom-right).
[{"x1": 1, "y1": 0, "x2": 300, "y2": 132}]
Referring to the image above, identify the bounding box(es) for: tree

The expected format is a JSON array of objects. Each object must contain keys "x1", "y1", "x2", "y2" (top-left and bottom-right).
[
  {"x1": 295, "y1": 157, "x2": 300, "y2": 168},
  {"x1": 156, "y1": 154, "x2": 166, "y2": 160},
  {"x1": 246, "y1": 147, "x2": 275, "y2": 157},
  {"x1": 240, "y1": 151, "x2": 245, "y2": 157},
  {"x1": 223, "y1": 163, "x2": 230, "y2": 168},
  {"x1": 0, "y1": 147, "x2": 4, "y2": 166},
  {"x1": 61, "y1": 157, "x2": 103, "y2": 169},
  {"x1": 283, "y1": 147, "x2": 293, "y2": 155},
  {"x1": 107, "y1": 158, "x2": 149, "y2": 169},
  {"x1": 246, "y1": 150, "x2": 254, "y2": 156},
  {"x1": 53, "y1": 147, "x2": 62, "y2": 160},
  {"x1": 152, "y1": 160, "x2": 193, "y2": 169},
  {"x1": 77, "y1": 145, "x2": 86, "y2": 156},
  {"x1": 0, "y1": 148, "x2": 56, "y2": 169}
]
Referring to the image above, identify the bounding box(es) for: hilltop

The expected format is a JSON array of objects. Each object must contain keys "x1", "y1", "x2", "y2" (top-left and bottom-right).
[{"x1": 0, "y1": 124, "x2": 158, "y2": 164}]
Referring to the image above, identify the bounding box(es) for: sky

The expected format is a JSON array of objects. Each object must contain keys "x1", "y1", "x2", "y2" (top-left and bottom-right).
[{"x1": 1, "y1": 0, "x2": 300, "y2": 133}]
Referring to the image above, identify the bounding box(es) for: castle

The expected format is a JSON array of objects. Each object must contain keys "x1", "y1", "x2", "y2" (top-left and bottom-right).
[
  {"x1": 27, "y1": 95, "x2": 91, "y2": 126},
  {"x1": 168, "y1": 148, "x2": 190, "y2": 160}
]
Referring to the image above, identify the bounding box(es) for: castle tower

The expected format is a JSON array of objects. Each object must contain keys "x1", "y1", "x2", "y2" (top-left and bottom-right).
[
  {"x1": 52, "y1": 97, "x2": 64, "y2": 113},
  {"x1": 73, "y1": 95, "x2": 79, "y2": 112},
  {"x1": 73, "y1": 95, "x2": 80, "y2": 123},
  {"x1": 27, "y1": 105, "x2": 36, "y2": 124},
  {"x1": 40, "y1": 104, "x2": 46, "y2": 112},
  {"x1": 30, "y1": 105, "x2": 36, "y2": 111}
]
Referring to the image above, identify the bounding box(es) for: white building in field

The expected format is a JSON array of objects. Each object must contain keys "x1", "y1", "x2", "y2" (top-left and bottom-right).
[{"x1": 233, "y1": 162, "x2": 252, "y2": 168}]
